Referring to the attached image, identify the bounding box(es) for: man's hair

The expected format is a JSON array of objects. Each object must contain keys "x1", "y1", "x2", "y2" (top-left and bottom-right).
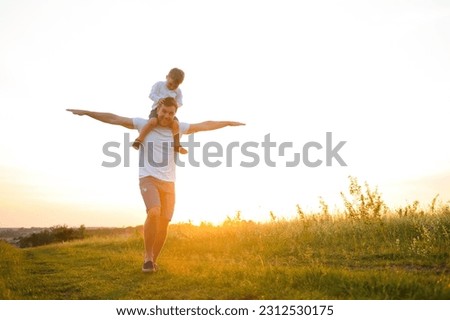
[
  {"x1": 158, "y1": 97, "x2": 178, "y2": 110},
  {"x1": 167, "y1": 68, "x2": 185, "y2": 85}
]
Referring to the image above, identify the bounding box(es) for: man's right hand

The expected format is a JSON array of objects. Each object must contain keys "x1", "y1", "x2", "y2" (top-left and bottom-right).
[{"x1": 66, "y1": 109, "x2": 87, "y2": 116}]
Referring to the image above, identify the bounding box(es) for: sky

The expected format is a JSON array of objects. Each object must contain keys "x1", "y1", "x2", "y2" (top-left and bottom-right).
[{"x1": 1, "y1": 0, "x2": 449, "y2": 227}]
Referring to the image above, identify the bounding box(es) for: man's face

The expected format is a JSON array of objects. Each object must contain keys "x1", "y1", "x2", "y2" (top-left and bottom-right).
[
  {"x1": 156, "y1": 104, "x2": 177, "y2": 127},
  {"x1": 165, "y1": 76, "x2": 180, "y2": 90}
]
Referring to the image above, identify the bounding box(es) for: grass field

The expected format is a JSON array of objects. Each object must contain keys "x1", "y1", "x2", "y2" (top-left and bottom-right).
[
  {"x1": 1, "y1": 179, "x2": 449, "y2": 299},
  {"x1": 1, "y1": 212, "x2": 449, "y2": 299}
]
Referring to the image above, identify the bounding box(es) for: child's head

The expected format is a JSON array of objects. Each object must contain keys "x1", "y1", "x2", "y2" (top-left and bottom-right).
[{"x1": 166, "y1": 68, "x2": 185, "y2": 90}]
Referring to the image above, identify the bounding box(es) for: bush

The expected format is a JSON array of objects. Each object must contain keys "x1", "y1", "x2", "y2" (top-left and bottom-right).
[{"x1": 17, "y1": 225, "x2": 85, "y2": 248}]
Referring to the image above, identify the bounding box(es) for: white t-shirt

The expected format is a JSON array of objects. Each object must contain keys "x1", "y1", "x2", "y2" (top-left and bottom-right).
[
  {"x1": 149, "y1": 81, "x2": 183, "y2": 109},
  {"x1": 133, "y1": 118, "x2": 190, "y2": 182}
]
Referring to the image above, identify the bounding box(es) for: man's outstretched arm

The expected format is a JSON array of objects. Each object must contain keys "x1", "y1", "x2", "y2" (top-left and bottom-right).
[
  {"x1": 185, "y1": 121, "x2": 245, "y2": 134},
  {"x1": 66, "y1": 109, "x2": 134, "y2": 129}
]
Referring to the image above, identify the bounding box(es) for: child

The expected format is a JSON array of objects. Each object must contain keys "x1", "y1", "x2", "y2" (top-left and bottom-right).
[{"x1": 132, "y1": 68, "x2": 187, "y2": 154}]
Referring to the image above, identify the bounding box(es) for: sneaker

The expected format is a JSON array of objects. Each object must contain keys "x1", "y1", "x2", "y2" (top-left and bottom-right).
[
  {"x1": 174, "y1": 144, "x2": 188, "y2": 154},
  {"x1": 132, "y1": 139, "x2": 142, "y2": 150},
  {"x1": 142, "y1": 260, "x2": 155, "y2": 273}
]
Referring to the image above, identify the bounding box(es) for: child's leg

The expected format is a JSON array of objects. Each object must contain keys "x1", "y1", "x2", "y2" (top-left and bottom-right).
[
  {"x1": 132, "y1": 117, "x2": 158, "y2": 150},
  {"x1": 172, "y1": 120, "x2": 188, "y2": 154}
]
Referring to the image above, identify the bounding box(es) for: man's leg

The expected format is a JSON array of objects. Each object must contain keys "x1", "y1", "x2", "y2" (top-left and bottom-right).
[
  {"x1": 152, "y1": 179, "x2": 175, "y2": 266},
  {"x1": 139, "y1": 176, "x2": 174, "y2": 272},
  {"x1": 152, "y1": 216, "x2": 170, "y2": 264},
  {"x1": 143, "y1": 207, "x2": 160, "y2": 264},
  {"x1": 139, "y1": 176, "x2": 161, "y2": 272}
]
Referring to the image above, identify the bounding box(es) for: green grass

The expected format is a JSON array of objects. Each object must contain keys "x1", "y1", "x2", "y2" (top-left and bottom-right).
[{"x1": 1, "y1": 211, "x2": 449, "y2": 299}]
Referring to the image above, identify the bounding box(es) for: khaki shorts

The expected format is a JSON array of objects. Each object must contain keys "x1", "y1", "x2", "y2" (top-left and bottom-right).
[{"x1": 139, "y1": 176, "x2": 175, "y2": 221}]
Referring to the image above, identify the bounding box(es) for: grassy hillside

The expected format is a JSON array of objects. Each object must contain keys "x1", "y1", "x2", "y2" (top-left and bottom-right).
[{"x1": 1, "y1": 208, "x2": 449, "y2": 299}]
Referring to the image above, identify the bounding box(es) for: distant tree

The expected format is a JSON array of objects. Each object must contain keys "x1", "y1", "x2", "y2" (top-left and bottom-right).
[{"x1": 18, "y1": 225, "x2": 86, "y2": 248}]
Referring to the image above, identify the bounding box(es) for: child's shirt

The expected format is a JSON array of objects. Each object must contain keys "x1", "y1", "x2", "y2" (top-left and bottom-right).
[{"x1": 149, "y1": 81, "x2": 183, "y2": 110}]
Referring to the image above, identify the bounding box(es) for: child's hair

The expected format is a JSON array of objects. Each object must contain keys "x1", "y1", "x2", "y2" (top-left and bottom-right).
[
  {"x1": 168, "y1": 68, "x2": 185, "y2": 85},
  {"x1": 158, "y1": 97, "x2": 178, "y2": 110}
]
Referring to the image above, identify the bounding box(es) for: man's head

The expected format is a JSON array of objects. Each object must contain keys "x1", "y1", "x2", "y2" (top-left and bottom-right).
[
  {"x1": 165, "y1": 68, "x2": 185, "y2": 90},
  {"x1": 156, "y1": 97, "x2": 178, "y2": 127}
]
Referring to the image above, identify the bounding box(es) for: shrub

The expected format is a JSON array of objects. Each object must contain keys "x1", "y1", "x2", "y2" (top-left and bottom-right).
[{"x1": 17, "y1": 225, "x2": 86, "y2": 248}]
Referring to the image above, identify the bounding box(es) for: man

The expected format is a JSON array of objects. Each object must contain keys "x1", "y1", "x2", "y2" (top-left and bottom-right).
[{"x1": 67, "y1": 97, "x2": 244, "y2": 272}]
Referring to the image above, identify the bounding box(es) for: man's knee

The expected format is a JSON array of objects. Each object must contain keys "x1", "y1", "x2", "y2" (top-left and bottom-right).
[{"x1": 147, "y1": 207, "x2": 161, "y2": 218}]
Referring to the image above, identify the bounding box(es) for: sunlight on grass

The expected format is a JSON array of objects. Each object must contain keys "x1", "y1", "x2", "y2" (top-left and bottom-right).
[{"x1": 1, "y1": 177, "x2": 449, "y2": 299}]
